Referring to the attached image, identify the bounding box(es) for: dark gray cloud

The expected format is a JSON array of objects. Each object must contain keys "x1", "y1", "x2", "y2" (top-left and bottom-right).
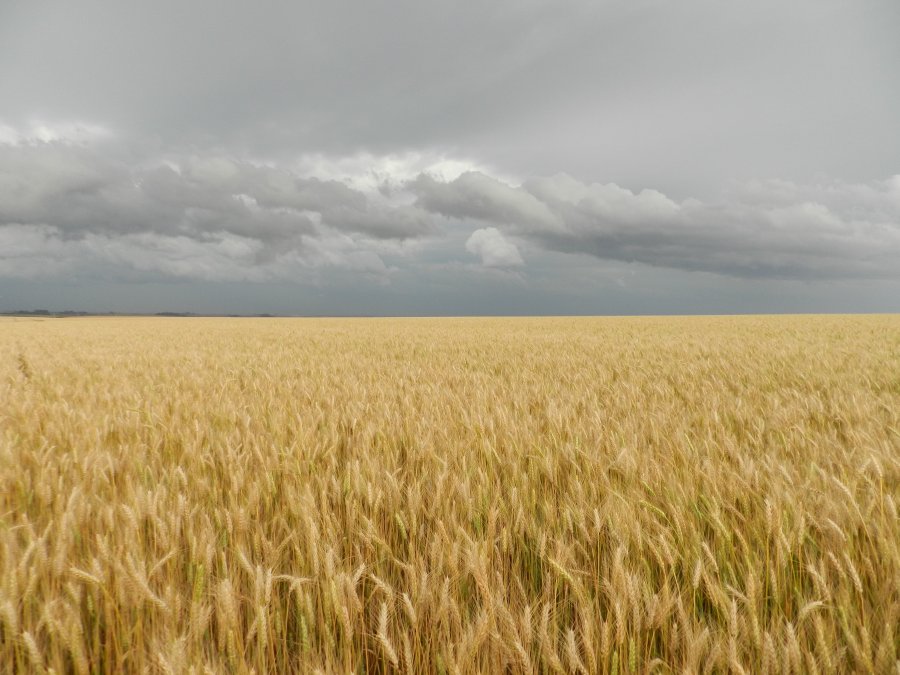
[
  {"x1": 0, "y1": 139, "x2": 438, "y2": 281},
  {"x1": 412, "y1": 171, "x2": 900, "y2": 279},
  {"x1": 4, "y1": 139, "x2": 897, "y2": 283},
  {"x1": 0, "y1": 142, "x2": 434, "y2": 240},
  {"x1": 0, "y1": 0, "x2": 898, "y2": 311}
]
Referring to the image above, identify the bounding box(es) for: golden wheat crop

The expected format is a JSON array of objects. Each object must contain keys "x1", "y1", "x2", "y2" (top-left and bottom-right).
[{"x1": 0, "y1": 315, "x2": 898, "y2": 673}]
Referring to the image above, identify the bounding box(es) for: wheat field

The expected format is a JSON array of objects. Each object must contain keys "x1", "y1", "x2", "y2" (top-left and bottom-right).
[{"x1": 0, "y1": 315, "x2": 897, "y2": 673}]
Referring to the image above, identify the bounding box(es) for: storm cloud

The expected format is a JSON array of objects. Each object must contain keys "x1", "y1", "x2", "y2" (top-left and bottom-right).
[
  {"x1": 0, "y1": 137, "x2": 435, "y2": 281},
  {"x1": 413, "y1": 172, "x2": 900, "y2": 279},
  {"x1": 1, "y1": 0, "x2": 898, "y2": 312},
  {"x1": 2, "y1": 135, "x2": 900, "y2": 286}
]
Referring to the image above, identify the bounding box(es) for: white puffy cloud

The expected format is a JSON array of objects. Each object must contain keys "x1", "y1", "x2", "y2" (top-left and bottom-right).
[
  {"x1": 0, "y1": 120, "x2": 111, "y2": 146},
  {"x1": 290, "y1": 152, "x2": 489, "y2": 195},
  {"x1": 465, "y1": 227, "x2": 524, "y2": 268}
]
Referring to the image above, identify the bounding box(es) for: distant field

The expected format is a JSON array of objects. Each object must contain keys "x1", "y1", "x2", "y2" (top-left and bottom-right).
[{"x1": 1, "y1": 316, "x2": 898, "y2": 673}]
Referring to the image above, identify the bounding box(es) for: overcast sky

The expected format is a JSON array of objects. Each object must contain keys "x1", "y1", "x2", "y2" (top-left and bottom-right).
[{"x1": 1, "y1": 0, "x2": 899, "y2": 314}]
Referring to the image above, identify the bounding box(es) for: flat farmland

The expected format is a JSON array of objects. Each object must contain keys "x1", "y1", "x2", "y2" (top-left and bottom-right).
[{"x1": 1, "y1": 316, "x2": 898, "y2": 673}]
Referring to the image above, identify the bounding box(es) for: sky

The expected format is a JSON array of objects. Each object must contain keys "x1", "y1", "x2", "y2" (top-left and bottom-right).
[{"x1": 1, "y1": 0, "x2": 899, "y2": 315}]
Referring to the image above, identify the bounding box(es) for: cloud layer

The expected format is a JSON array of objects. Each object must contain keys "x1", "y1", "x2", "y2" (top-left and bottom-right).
[
  {"x1": 413, "y1": 172, "x2": 900, "y2": 279},
  {"x1": 3, "y1": 134, "x2": 898, "y2": 285},
  {"x1": 0, "y1": 137, "x2": 438, "y2": 281},
  {"x1": 3, "y1": 0, "x2": 897, "y2": 192}
]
